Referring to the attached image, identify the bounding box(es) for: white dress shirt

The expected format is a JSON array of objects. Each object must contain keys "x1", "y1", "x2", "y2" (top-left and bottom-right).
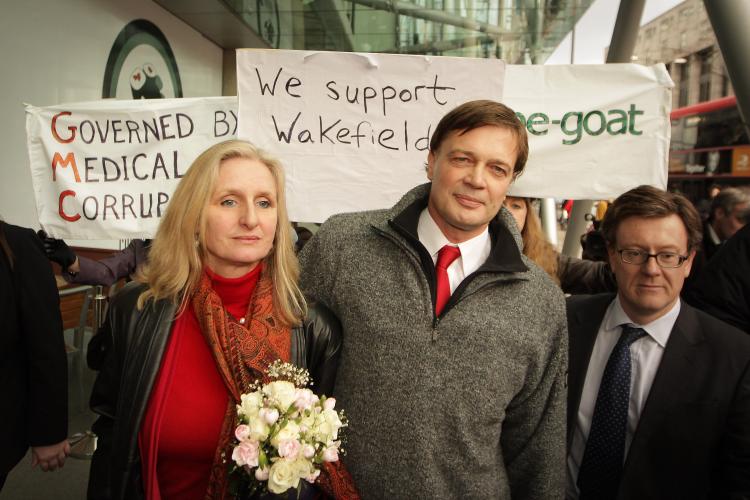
[
  {"x1": 566, "y1": 296, "x2": 681, "y2": 499},
  {"x1": 417, "y1": 208, "x2": 491, "y2": 293},
  {"x1": 706, "y1": 222, "x2": 721, "y2": 245}
]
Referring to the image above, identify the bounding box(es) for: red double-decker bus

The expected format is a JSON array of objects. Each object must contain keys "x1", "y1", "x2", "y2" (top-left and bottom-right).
[{"x1": 668, "y1": 95, "x2": 750, "y2": 201}]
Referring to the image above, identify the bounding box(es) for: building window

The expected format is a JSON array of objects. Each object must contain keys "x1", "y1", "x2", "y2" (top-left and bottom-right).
[
  {"x1": 698, "y1": 47, "x2": 713, "y2": 102},
  {"x1": 679, "y1": 60, "x2": 690, "y2": 107}
]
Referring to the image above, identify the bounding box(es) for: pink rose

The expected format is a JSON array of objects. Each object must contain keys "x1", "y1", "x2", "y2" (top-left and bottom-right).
[
  {"x1": 231, "y1": 440, "x2": 260, "y2": 467},
  {"x1": 294, "y1": 389, "x2": 318, "y2": 410},
  {"x1": 305, "y1": 469, "x2": 321, "y2": 483},
  {"x1": 323, "y1": 398, "x2": 336, "y2": 411},
  {"x1": 255, "y1": 466, "x2": 270, "y2": 481},
  {"x1": 234, "y1": 424, "x2": 251, "y2": 441},
  {"x1": 259, "y1": 407, "x2": 280, "y2": 425},
  {"x1": 277, "y1": 438, "x2": 301, "y2": 459},
  {"x1": 301, "y1": 444, "x2": 316, "y2": 459},
  {"x1": 322, "y1": 446, "x2": 339, "y2": 462}
]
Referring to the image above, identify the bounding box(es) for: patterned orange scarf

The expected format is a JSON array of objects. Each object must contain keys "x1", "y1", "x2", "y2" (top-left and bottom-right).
[
  {"x1": 192, "y1": 267, "x2": 360, "y2": 500},
  {"x1": 192, "y1": 266, "x2": 291, "y2": 499}
]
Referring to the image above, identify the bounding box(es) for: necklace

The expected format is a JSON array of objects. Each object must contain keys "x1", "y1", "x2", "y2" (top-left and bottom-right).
[{"x1": 226, "y1": 306, "x2": 251, "y2": 326}]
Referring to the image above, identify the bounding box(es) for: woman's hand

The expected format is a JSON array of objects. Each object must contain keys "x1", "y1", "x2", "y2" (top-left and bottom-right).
[{"x1": 31, "y1": 439, "x2": 71, "y2": 471}]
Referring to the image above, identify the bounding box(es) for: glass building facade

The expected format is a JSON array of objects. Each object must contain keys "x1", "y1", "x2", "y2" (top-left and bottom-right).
[{"x1": 221, "y1": 0, "x2": 593, "y2": 63}]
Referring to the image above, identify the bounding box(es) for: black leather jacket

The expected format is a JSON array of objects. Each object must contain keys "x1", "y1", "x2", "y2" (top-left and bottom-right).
[{"x1": 87, "y1": 282, "x2": 342, "y2": 500}]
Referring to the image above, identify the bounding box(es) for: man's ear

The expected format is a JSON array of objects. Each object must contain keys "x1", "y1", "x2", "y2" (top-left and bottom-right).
[
  {"x1": 426, "y1": 151, "x2": 435, "y2": 180},
  {"x1": 606, "y1": 244, "x2": 618, "y2": 269},
  {"x1": 682, "y1": 249, "x2": 697, "y2": 277}
]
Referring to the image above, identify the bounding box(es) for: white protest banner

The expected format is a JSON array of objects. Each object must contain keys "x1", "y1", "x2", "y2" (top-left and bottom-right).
[
  {"x1": 237, "y1": 51, "x2": 672, "y2": 221},
  {"x1": 504, "y1": 63, "x2": 673, "y2": 199},
  {"x1": 236, "y1": 49, "x2": 505, "y2": 222},
  {"x1": 26, "y1": 96, "x2": 238, "y2": 239}
]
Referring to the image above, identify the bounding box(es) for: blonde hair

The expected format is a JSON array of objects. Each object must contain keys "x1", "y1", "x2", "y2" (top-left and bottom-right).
[
  {"x1": 518, "y1": 198, "x2": 559, "y2": 284},
  {"x1": 137, "y1": 140, "x2": 306, "y2": 326}
]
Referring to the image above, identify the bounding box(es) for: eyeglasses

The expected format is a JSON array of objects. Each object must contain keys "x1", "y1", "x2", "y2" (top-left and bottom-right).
[{"x1": 617, "y1": 249, "x2": 689, "y2": 268}]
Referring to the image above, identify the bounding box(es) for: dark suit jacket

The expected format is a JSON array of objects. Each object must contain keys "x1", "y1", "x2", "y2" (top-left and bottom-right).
[
  {"x1": 686, "y1": 224, "x2": 750, "y2": 334},
  {"x1": 567, "y1": 294, "x2": 750, "y2": 499},
  {"x1": 0, "y1": 223, "x2": 68, "y2": 474}
]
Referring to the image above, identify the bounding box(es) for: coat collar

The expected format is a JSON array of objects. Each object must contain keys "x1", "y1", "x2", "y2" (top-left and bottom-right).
[
  {"x1": 621, "y1": 302, "x2": 705, "y2": 484},
  {"x1": 384, "y1": 183, "x2": 527, "y2": 274},
  {"x1": 566, "y1": 293, "x2": 616, "y2": 444}
]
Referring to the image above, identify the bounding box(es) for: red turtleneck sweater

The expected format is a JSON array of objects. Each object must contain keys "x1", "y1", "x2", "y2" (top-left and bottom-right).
[{"x1": 139, "y1": 264, "x2": 262, "y2": 500}]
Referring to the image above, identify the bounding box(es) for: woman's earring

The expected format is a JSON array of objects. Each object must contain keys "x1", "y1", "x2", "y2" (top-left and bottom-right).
[{"x1": 194, "y1": 234, "x2": 200, "y2": 247}]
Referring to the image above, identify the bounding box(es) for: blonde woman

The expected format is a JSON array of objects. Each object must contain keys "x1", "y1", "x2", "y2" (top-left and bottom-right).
[
  {"x1": 88, "y1": 140, "x2": 356, "y2": 500},
  {"x1": 503, "y1": 196, "x2": 616, "y2": 294}
]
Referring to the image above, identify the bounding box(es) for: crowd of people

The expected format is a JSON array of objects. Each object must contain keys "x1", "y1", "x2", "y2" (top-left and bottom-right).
[{"x1": 2, "y1": 99, "x2": 749, "y2": 499}]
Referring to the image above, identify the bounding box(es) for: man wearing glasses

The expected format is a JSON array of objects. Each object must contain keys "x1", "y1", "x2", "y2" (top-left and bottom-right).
[{"x1": 565, "y1": 185, "x2": 750, "y2": 500}]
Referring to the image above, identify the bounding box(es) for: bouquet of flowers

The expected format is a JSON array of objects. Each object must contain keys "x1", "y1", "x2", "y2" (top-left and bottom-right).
[{"x1": 229, "y1": 360, "x2": 347, "y2": 496}]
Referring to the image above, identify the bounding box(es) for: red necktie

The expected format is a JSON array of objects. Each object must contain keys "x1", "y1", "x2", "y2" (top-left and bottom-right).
[{"x1": 435, "y1": 245, "x2": 461, "y2": 316}]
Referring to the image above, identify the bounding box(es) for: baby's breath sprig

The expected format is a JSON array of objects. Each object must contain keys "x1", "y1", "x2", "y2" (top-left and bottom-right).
[{"x1": 266, "y1": 360, "x2": 311, "y2": 387}]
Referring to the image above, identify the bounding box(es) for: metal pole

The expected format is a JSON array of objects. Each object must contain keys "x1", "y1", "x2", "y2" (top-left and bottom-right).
[
  {"x1": 605, "y1": 0, "x2": 646, "y2": 64},
  {"x1": 349, "y1": 0, "x2": 507, "y2": 36},
  {"x1": 386, "y1": 35, "x2": 495, "y2": 54},
  {"x1": 69, "y1": 285, "x2": 106, "y2": 460},
  {"x1": 561, "y1": 0, "x2": 646, "y2": 257},
  {"x1": 703, "y1": 0, "x2": 750, "y2": 141},
  {"x1": 543, "y1": 0, "x2": 577, "y2": 248},
  {"x1": 540, "y1": 198, "x2": 558, "y2": 247},
  {"x1": 93, "y1": 285, "x2": 107, "y2": 328}
]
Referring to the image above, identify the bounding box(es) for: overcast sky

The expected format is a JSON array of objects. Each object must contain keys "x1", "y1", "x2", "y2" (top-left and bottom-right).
[{"x1": 545, "y1": 0, "x2": 685, "y2": 64}]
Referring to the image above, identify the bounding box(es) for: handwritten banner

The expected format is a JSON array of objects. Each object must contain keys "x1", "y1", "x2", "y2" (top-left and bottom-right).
[
  {"x1": 26, "y1": 96, "x2": 238, "y2": 239},
  {"x1": 236, "y1": 49, "x2": 505, "y2": 222},
  {"x1": 25, "y1": 56, "x2": 673, "y2": 238},
  {"x1": 238, "y1": 50, "x2": 672, "y2": 222}
]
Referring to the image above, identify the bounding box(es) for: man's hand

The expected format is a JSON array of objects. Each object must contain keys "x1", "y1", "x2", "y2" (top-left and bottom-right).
[
  {"x1": 31, "y1": 440, "x2": 71, "y2": 471},
  {"x1": 37, "y1": 230, "x2": 77, "y2": 269}
]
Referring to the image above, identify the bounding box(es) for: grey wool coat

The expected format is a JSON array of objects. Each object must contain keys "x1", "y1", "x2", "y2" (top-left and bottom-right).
[{"x1": 299, "y1": 183, "x2": 568, "y2": 500}]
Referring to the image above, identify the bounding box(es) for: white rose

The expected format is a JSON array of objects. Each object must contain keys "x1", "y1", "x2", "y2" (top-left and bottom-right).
[
  {"x1": 313, "y1": 413, "x2": 331, "y2": 443},
  {"x1": 239, "y1": 391, "x2": 263, "y2": 419},
  {"x1": 292, "y1": 457, "x2": 315, "y2": 480},
  {"x1": 259, "y1": 407, "x2": 280, "y2": 425},
  {"x1": 271, "y1": 421, "x2": 300, "y2": 448},
  {"x1": 298, "y1": 412, "x2": 316, "y2": 435},
  {"x1": 263, "y1": 381, "x2": 297, "y2": 411},
  {"x1": 267, "y1": 459, "x2": 301, "y2": 494},
  {"x1": 248, "y1": 417, "x2": 270, "y2": 441},
  {"x1": 315, "y1": 409, "x2": 343, "y2": 443}
]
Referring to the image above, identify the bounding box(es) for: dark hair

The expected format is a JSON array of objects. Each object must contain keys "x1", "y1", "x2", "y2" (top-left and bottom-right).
[
  {"x1": 429, "y1": 100, "x2": 529, "y2": 177},
  {"x1": 709, "y1": 186, "x2": 750, "y2": 221},
  {"x1": 601, "y1": 185, "x2": 703, "y2": 251},
  {"x1": 0, "y1": 221, "x2": 13, "y2": 269}
]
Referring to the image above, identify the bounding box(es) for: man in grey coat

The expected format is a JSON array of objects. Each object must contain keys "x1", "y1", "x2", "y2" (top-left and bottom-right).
[{"x1": 300, "y1": 100, "x2": 567, "y2": 499}]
